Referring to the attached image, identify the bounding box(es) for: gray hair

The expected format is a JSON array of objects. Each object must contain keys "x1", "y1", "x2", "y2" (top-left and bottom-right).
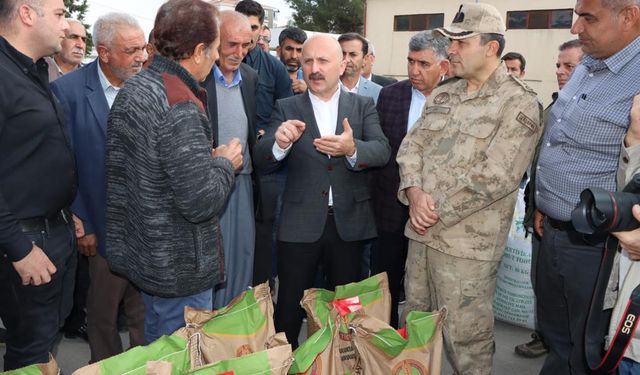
[
  {"x1": 559, "y1": 39, "x2": 582, "y2": 51},
  {"x1": 602, "y1": 0, "x2": 640, "y2": 11},
  {"x1": 93, "y1": 12, "x2": 141, "y2": 48},
  {"x1": 368, "y1": 41, "x2": 376, "y2": 56},
  {"x1": 408, "y1": 31, "x2": 449, "y2": 60}
]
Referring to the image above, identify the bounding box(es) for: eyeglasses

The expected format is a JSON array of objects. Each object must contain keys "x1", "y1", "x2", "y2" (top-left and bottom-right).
[{"x1": 258, "y1": 35, "x2": 271, "y2": 43}]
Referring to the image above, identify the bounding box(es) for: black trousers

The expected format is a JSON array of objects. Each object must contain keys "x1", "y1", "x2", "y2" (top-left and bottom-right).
[
  {"x1": 535, "y1": 219, "x2": 608, "y2": 375},
  {"x1": 0, "y1": 221, "x2": 75, "y2": 370},
  {"x1": 62, "y1": 252, "x2": 89, "y2": 331},
  {"x1": 274, "y1": 214, "x2": 364, "y2": 347},
  {"x1": 370, "y1": 230, "x2": 408, "y2": 328}
]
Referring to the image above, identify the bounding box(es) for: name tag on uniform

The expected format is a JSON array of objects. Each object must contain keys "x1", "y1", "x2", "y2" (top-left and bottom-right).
[{"x1": 425, "y1": 106, "x2": 451, "y2": 114}]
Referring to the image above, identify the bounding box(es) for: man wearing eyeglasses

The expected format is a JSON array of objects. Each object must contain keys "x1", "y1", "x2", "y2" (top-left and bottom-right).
[
  {"x1": 50, "y1": 12, "x2": 147, "y2": 362},
  {"x1": 257, "y1": 24, "x2": 271, "y2": 52},
  {"x1": 45, "y1": 18, "x2": 85, "y2": 81}
]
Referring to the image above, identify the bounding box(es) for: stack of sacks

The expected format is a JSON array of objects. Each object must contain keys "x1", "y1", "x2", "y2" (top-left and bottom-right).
[
  {"x1": 290, "y1": 273, "x2": 445, "y2": 375},
  {"x1": 2, "y1": 354, "x2": 60, "y2": 375},
  {"x1": 71, "y1": 282, "x2": 293, "y2": 375}
]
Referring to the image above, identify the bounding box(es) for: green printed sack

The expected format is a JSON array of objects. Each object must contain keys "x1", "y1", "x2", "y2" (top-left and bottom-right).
[
  {"x1": 350, "y1": 309, "x2": 445, "y2": 375},
  {"x1": 174, "y1": 282, "x2": 276, "y2": 369},
  {"x1": 301, "y1": 273, "x2": 390, "y2": 336},
  {"x1": 72, "y1": 334, "x2": 190, "y2": 375},
  {"x1": 289, "y1": 308, "x2": 367, "y2": 375},
  {"x1": 2, "y1": 354, "x2": 60, "y2": 375},
  {"x1": 186, "y1": 342, "x2": 292, "y2": 375}
]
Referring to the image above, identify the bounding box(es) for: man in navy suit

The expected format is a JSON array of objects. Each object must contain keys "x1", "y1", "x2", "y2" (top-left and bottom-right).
[
  {"x1": 51, "y1": 12, "x2": 146, "y2": 362},
  {"x1": 370, "y1": 31, "x2": 450, "y2": 327}
]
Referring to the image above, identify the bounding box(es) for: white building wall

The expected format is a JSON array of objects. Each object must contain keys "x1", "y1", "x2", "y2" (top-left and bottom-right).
[{"x1": 365, "y1": 0, "x2": 576, "y2": 106}]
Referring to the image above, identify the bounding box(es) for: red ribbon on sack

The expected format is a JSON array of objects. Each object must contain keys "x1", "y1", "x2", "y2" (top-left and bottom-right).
[
  {"x1": 396, "y1": 326, "x2": 409, "y2": 340},
  {"x1": 331, "y1": 296, "x2": 363, "y2": 316},
  {"x1": 218, "y1": 372, "x2": 234, "y2": 375}
]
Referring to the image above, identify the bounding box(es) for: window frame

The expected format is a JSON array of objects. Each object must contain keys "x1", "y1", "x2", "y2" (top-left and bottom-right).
[{"x1": 506, "y1": 8, "x2": 573, "y2": 30}]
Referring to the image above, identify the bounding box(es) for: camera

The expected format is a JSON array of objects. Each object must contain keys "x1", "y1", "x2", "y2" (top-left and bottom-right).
[{"x1": 571, "y1": 174, "x2": 640, "y2": 234}]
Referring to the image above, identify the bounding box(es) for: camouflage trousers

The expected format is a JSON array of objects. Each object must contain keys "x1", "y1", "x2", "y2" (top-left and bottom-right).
[{"x1": 402, "y1": 240, "x2": 500, "y2": 375}]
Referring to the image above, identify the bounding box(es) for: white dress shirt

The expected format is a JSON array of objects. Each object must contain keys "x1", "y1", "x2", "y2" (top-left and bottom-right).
[
  {"x1": 97, "y1": 61, "x2": 121, "y2": 109},
  {"x1": 408, "y1": 87, "x2": 427, "y2": 131},
  {"x1": 272, "y1": 87, "x2": 357, "y2": 205},
  {"x1": 340, "y1": 76, "x2": 361, "y2": 94}
]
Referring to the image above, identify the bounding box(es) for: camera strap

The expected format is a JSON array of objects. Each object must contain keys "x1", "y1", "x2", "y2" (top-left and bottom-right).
[{"x1": 585, "y1": 235, "x2": 640, "y2": 373}]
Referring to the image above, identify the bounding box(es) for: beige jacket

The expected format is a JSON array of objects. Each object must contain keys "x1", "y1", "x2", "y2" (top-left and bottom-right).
[{"x1": 396, "y1": 63, "x2": 543, "y2": 261}]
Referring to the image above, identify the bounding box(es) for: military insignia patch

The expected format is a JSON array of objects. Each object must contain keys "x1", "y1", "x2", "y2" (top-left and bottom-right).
[
  {"x1": 426, "y1": 106, "x2": 450, "y2": 114},
  {"x1": 516, "y1": 112, "x2": 537, "y2": 132},
  {"x1": 433, "y1": 92, "x2": 450, "y2": 105}
]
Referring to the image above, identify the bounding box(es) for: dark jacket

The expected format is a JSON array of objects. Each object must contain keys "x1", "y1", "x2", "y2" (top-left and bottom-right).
[
  {"x1": 0, "y1": 36, "x2": 76, "y2": 261},
  {"x1": 371, "y1": 73, "x2": 398, "y2": 88},
  {"x1": 105, "y1": 55, "x2": 235, "y2": 297},
  {"x1": 253, "y1": 90, "x2": 391, "y2": 243},
  {"x1": 243, "y1": 47, "x2": 293, "y2": 131},
  {"x1": 371, "y1": 79, "x2": 413, "y2": 233}
]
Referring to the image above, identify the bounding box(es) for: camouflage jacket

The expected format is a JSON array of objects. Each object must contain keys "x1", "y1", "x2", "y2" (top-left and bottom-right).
[{"x1": 396, "y1": 63, "x2": 543, "y2": 261}]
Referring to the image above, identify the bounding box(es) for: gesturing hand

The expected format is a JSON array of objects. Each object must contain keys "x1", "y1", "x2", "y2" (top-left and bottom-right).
[
  {"x1": 275, "y1": 120, "x2": 306, "y2": 149},
  {"x1": 313, "y1": 118, "x2": 356, "y2": 157}
]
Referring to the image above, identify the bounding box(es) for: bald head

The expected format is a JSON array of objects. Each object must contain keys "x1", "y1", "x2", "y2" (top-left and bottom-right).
[
  {"x1": 219, "y1": 10, "x2": 251, "y2": 37},
  {"x1": 303, "y1": 34, "x2": 342, "y2": 62},
  {"x1": 218, "y1": 11, "x2": 252, "y2": 78},
  {"x1": 301, "y1": 34, "x2": 346, "y2": 100}
]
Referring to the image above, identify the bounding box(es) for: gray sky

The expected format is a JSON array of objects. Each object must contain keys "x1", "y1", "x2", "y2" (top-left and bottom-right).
[{"x1": 84, "y1": 0, "x2": 294, "y2": 36}]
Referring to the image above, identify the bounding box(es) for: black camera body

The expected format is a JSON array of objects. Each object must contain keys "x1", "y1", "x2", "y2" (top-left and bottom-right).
[{"x1": 571, "y1": 173, "x2": 640, "y2": 234}]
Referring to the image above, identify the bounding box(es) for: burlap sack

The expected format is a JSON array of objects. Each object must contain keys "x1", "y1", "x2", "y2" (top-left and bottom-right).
[
  {"x1": 186, "y1": 342, "x2": 293, "y2": 375},
  {"x1": 72, "y1": 334, "x2": 190, "y2": 375},
  {"x1": 173, "y1": 282, "x2": 276, "y2": 369},
  {"x1": 145, "y1": 361, "x2": 174, "y2": 375},
  {"x1": 301, "y1": 273, "x2": 391, "y2": 336},
  {"x1": 2, "y1": 354, "x2": 60, "y2": 375},
  {"x1": 350, "y1": 309, "x2": 445, "y2": 375},
  {"x1": 289, "y1": 309, "x2": 365, "y2": 375}
]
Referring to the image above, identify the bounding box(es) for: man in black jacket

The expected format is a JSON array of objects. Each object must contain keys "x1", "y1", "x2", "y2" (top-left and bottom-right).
[{"x1": 0, "y1": 0, "x2": 77, "y2": 369}]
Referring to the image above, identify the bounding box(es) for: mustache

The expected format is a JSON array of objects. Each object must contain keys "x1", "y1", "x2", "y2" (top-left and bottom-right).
[
  {"x1": 286, "y1": 58, "x2": 299, "y2": 65},
  {"x1": 71, "y1": 47, "x2": 84, "y2": 54},
  {"x1": 308, "y1": 72, "x2": 325, "y2": 80}
]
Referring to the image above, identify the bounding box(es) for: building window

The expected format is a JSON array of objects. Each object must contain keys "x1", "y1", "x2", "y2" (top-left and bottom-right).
[
  {"x1": 394, "y1": 13, "x2": 444, "y2": 32},
  {"x1": 507, "y1": 9, "x2": 573, "y2": 29}
]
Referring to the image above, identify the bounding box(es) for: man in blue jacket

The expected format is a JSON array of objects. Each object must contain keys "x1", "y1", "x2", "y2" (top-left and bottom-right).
[{"x1": 51, "y1": 12, "x2": 146, "y2": 362}]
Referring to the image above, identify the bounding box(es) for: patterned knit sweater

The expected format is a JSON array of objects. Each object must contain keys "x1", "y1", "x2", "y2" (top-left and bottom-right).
[{"x1": 105, "y1": 55, "x2": 235, "y2": 297}]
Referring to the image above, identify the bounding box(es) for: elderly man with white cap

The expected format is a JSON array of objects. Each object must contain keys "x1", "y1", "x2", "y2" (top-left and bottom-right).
[{"x1": 396, "y1": 3, "x2": 543, "y2": 374}]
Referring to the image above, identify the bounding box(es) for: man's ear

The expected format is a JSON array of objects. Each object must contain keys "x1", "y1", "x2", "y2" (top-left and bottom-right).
[
  {"x1": 17, "y1": 4, "x2": 36, "y2": 27},
  {"x1": 620, "y1": 5, "x2": 640, "y2": 32},
  {"x1": 96, "y1": 45, "x2": 109, "y2": 64},
  {"x1": 192, "y1": 42, "x2": 207, "y2": 65}
]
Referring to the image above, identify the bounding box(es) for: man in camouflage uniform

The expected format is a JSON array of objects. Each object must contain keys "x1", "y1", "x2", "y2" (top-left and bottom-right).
[{"x1": 396, "y1": 3, "x2": 543, "y2": 374}]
